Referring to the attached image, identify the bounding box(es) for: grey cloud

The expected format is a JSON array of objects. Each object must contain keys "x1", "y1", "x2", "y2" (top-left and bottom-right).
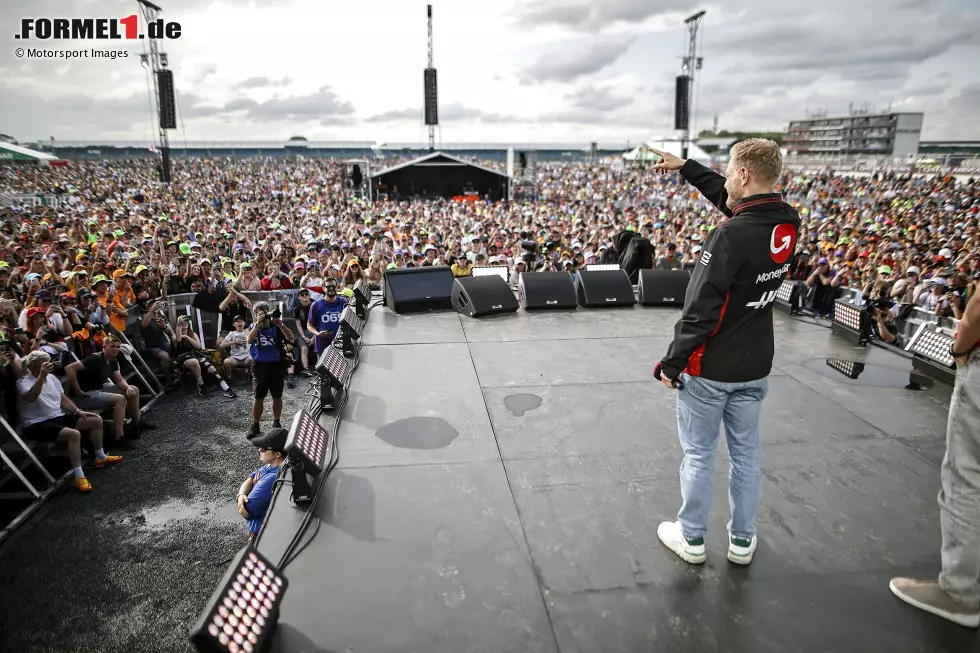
[
  {"x1": 519, "y1": 38, "x2": 635, "y2": 83},
  {"x1": 0, "y1": 84, "x2": 230, "y2": 140},
  {"x1": 565, "y1": 85, "x2": 634, "y2": 112},
  {"x1": 515, "y1": 0, "x2": 689, "y2": 32},
  {"x1": 366, "y1": 103, "x2": 520, "y2": 124},
  {"x1": 233, "y1": 76, "x2": 292, "y2": 89},
  {"x1": 949, "y1": 84, "x2": 980, "y2": 114},
  {"x1": 538, "y1": 108, "x2": 654, "y2": 126},
  {"x1": 707, "y1": 2, "x2": 980, "y2": 86},
  {"x1": 365, "y1": 107, "x2": 421, "y2": 122},
  {"x1": 221, "y1": 86, "x2": 354, "y2": 122}
]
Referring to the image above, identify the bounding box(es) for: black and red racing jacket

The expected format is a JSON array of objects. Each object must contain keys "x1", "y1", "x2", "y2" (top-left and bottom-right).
[{"x1": 659, "y1": 160, "x2": 802, "y2": 383}]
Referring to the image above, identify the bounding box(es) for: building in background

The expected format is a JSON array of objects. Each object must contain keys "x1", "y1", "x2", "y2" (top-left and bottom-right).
[
  {"x1": 916, "y1": 141, "x2": 980, "y2": 167},
  {"x1": 784, "y1": 112, "x2": 923, "y2": 162}
]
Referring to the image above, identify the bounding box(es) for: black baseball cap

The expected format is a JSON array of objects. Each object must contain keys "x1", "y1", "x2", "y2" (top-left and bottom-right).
[{"x1": 251, "y1": 427, "x2": 287, "y2": 452}]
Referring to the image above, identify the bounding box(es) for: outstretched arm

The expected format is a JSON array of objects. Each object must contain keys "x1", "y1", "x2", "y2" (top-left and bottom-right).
[{"x1": 651, "y1": 148, "x2": 733, "y2": 218}]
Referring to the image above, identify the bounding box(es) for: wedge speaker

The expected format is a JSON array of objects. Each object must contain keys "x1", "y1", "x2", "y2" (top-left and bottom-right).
[
  {"x1": 382, "y1": 267, "x2": 454, "y2": 313},
  {"x1": 452, "y1": 276, "x2": 518, "y2": 317},
  {"x1": 519, "y1": 272, "x2": 577, "y2": 310},
  {"x1": 638, "y1": 269, "x2": 690, "y2": 306},
  {"x1": 576, "y1": 270, "x2": 635, "y2": 307}
]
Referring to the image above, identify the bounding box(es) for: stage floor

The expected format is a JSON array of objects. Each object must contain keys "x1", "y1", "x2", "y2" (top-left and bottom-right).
[{"x1": 257, "y1": 306, "x2": 976, "y2": 653}]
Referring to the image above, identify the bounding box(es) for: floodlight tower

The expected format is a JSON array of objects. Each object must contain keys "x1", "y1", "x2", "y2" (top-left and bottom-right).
[
  {"x1": 137, "y1": 0, "x2": 175, "y2": 183},
  {"x1": 423, "y1": 5, "x2": 438, "y2": 152},
  {"x1": 679, "y1": 10, "x2": 705, "y2": 159}
]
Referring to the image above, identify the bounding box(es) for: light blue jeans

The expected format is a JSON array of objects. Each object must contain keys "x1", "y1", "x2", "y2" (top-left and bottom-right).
[
  {"x1": 939, "y1": 350, "x2": 980, "y2": 608},
  {"x1": 675, "y1": 373, "x2": 769, "y2": 540}
]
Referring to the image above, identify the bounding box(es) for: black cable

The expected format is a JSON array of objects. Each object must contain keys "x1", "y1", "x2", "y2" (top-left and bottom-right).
[
  {"x1": 275, "y1": 304, "x2": 371, "y2": 570},
  {"x1": 277, "y1": 347, "x2": 358, "y2": 570}
]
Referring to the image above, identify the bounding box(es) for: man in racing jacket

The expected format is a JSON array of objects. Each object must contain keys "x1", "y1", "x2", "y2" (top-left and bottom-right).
[{"x1": 650, "y1": 139, "x2": 801, "y2": 568}]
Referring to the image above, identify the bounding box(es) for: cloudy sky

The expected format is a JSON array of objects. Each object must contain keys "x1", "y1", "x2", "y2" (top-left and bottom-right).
[{"x1": 1, "y1": 0, "x2": 979, "y2": 145}]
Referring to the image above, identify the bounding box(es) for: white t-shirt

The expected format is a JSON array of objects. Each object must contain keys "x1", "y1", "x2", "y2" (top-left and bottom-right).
[
  {"x1": 16, "y1": 374, "x2": 65, "y2": 428},
  {"x1": 224, "y1": 330, "x2": 250, "y2": 361}
]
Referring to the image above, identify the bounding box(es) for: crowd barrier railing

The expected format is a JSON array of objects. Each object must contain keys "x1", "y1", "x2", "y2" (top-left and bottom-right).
[{"x1": 163, "y1": 290, "x2": 301, "y2": 350}]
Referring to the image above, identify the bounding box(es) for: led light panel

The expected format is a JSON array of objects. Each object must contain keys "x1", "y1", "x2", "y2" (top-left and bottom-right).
[
  {"x1": 825, "y1": 358, "x2": 865, "y2": 380},
  {"x1": 352, "y1": 280, "x2": 371, "y2": 307},
  {"x1": 286, "y1": 409, "x2": 329, "y2": 475},
  {"x1": 471, "y1": 266, "x2": 508, "y2": 281},
  {"x1": 833, "y1": 300, "x2": 863, "y2": 331},
  {"x1": 190, "y1": 547, "x2": 288, "y2": 653},
  {"x1": 906, "y1": 325, "x2": 955, "y2": 368},
  {"x1": 316, "y1": 345, "x2": 352, "y2": 387},
  {"x1": 586, "y1": 264, "x2": 621, "y2": 272},
  {"x1": 775, "y1": 279, "x2": 795, "y2": 304},
  {"x1": 340, "y1": 305, "x2": 364, "y2": 337}
]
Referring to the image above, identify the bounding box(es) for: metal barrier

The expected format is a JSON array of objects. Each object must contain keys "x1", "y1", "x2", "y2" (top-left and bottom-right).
[{"x1": 163, "y1": 290, "x2": 302, "y2": 348}]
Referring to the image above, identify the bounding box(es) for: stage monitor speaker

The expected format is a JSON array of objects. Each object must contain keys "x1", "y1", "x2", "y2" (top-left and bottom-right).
[
  {"x1": 383, "y1": 266, "x2": 454, "y2": 313},
  {"x1": 452, "y1": 276, "x2": 518, "y2": 318},
  {"x1": 674, "y1": 75, "x2": 690, "y2": 131},
  {"x1": 576, "y1": 270, "x2": 635, "y2": 308},
  {"x1": 638, "y1": 269, "x2": 689, "y2": 306},
  {"x1": 157, "y1": 69, "x2": 177, "y2": 130},
  {"x1": 519, "y1": 272, "x2": 577, "y2": 310}
]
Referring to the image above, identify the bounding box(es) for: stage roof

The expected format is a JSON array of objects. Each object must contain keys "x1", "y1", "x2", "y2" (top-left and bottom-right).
[
  {"x1": 0, "y1": 142, "x2": 58, "y2": 162},
  {"x1": 370, "y1": 151, "x2": 509, "y2": 178}
]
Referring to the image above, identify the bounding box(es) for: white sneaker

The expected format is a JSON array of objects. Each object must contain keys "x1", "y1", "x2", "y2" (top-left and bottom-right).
[
  {"x1": 657, "y1": 521, "x2": 706, "y2": 564},
  {"x1": 727, "y1": 533, "x2": 758, "y2": 565},
  {"x1": 890, "y1": 578, "x2": 980, "y2": 628}
]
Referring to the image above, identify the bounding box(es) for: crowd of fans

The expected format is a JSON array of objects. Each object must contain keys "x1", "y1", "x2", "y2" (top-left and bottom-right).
[{"x1": 0, "y1": 156, "x2": 977, "y2": 496}]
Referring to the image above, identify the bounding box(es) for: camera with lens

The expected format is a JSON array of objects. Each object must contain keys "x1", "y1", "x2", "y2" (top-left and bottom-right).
[{"x1": 520, "y1": 240, "x2": 539, "y2": 266}]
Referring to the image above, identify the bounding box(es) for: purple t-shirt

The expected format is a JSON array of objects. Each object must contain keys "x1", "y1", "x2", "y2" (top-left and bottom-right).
[{"x1": 308, "y1": 296, "x2": 347, "y2": 352}]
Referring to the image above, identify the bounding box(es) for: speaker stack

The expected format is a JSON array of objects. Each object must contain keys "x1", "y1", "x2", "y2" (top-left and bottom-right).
[
  {"x1": 638, "y1": 269, "x2": 690, "y2": 306},
  {"x1": 519, "y1": 272, "x2": 577, "y2": 310},
  {"x1": 382, "y1": 267, "x2": 455, "y2": 313},
  {"x1": 452, "y1": 276, "x2": 518, "y2": 317},
  {"x1": 575, "y1": 270, "x2": 635, "y2": 308}
]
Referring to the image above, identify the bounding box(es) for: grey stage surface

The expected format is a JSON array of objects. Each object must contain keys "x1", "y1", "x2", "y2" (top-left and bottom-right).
[{"x1": 257, "y1": 306, "x2": 976, "y2": 653}]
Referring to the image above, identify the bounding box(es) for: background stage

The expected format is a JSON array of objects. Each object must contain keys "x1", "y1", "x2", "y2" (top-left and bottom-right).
[{"x1": 256, "y1": 306, "x2": 974, "y2": 653}]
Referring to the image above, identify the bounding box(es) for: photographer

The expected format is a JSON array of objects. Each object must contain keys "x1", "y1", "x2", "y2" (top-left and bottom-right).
[
  {"x1": 246, "y1": 301, "x2": 293, "y2": 439},
  {"x1": 868, "y1": 299, "x2": 899, "y2": 345},
  {"x1": 140, "y1": 300, "x2": 174, "y2": 384},
  {"x1": 172, "y1": 314, "x2": 236, "y2": 398}
]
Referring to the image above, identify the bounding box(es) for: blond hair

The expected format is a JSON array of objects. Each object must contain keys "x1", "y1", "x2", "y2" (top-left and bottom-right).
[{"x1": 730, "y1": 138, "x2": 782, "y2": 186}]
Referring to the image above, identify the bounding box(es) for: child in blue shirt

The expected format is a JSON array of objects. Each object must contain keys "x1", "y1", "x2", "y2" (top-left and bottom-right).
[{"x1": 237, "y1": 427, "x2": 287, "y2": 540}]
